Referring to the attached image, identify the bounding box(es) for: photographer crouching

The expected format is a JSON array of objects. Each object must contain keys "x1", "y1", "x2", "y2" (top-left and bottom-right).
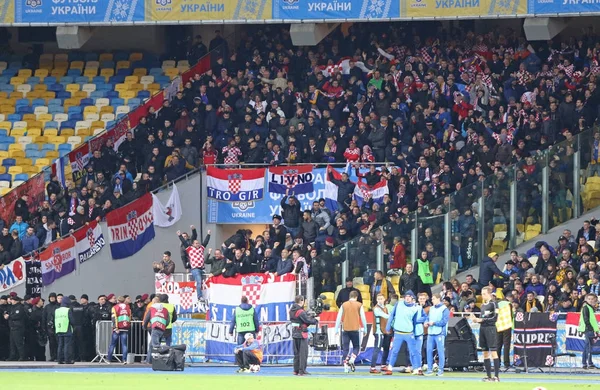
[{"x1": 289, "y1": 295, "x2": 318, "y2": 376}]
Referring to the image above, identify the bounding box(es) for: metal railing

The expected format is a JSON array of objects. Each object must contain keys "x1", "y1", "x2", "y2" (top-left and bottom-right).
[{"x1": 312, "y1": 126, "x2": 599, "y2": 300}]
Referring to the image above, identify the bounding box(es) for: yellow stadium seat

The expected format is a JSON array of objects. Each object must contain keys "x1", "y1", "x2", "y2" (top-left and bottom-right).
[
  {"x1": 43, "y1": 128, "x2": 58, "y2": 137},
  {"x1": 1, "y1": 106, "x2": 15, "y2": 115},
  {"x1": 10, "y1": 129, "x2": 26, "y2": 137},
  {"x1": 84, "y1": 106, "x2": 98, "y2": 115},
  {"x1": 37, "y1": 113, "x2": 52, "y2": 123},
  {"x1": 47, "y1": 136, "x2": 66, "y2": 145},
  {"x1": 70, "y1": 61, "x2": 84, "y2": 70},
  {"x1": 73, "y1": 91, "x2": 87, "y2": 99},
  {"x1": 17, "y1": 69, "x2": 32, "y2": 78},
  {"x1": 44, "y1": 151, "x2": 59, "y2": 159},
  {"x1": 85, "y1": 60, "x2": 100, "y2": 69},
  {"x1": 9, "y1": 92, "x2": 23, "y2": 99},
  {"x1": 100, "y1": 106, "x2": 114, "y2": 114},
  {"x1": 129, "y1": 52, "x2": 143, "y2": 62},
  {"x1": 165, "y1": 68, "x2": 179, "y2": 79},
  {"x1": 22, "y1": 114, "x2": 36, "y2": 122},
  {"x1": 120, "y1": 91, "x2": 136, "y2": 100},
  {"x1": 8, "y1": 143, "x2": 23, "y2": 151},
  {"x1": 9, "y1": 150, "x2": 25, "y2": 158},
  {"x1": 100, "y1": 68, "x2": 114, "y2": 78},
  {"x1": 129, "y1": 83, "x2": 143, "y2": 93},
  {"x1": 27, "y1": 120, "x2": 42, "y2": 129},
  {"x1": 83, "y1": 69, "x2": 97, "y2": 79},
  {"x1": 51, "y1": 69, "x2": 66, "y2": 78},
  {"x1": 0, "y1": 151, "x2": 7, "y2": 158},
  {"x1": 75, "y1": 128, "x2": 91, "y2": 137},
  {"x1": 115, "y1": 83, "x2": 129, "y2": 93},
  {"x1": 10, "y1": 77, "x2": 24, "y2": 85},
  {"x1": 34, "y1": 68, "x2": 49, "y2": 79},
  {"x1": 42, "y1": 91, "x2": 55, "y2": 100},
  {"x1": 33, "y1": 84, "x2": 48, "y2": 92},
  {"x1": 0, "y1": 121, "x2": 11, "y2": 130},
  {"x1": 146, "y1": 83, "x2": 160, "y2": 91},
  {"x1": 116, "y1": 61, "x2": 130, "y2": 70},
  {"x1": 60, "y1": 128, "x2": 75, "y2": 137},
  {"x1": 34, "y1": 136, "x2": 47, "y2": 144},
  {"x1": 35, "y1": 158, "x2": 50, "y2": 166},
  {"x1": 91, "y1": 121, "x2": 105, "y2": 129},
  {"x1": 66, "y1": 84, "x2": 80, "y2": 93},
  {"x1": 8, "y1": 166, "x2": 23, "y2": 174},
  {"x1": 133, "y1": 68, "x2": 147, "y2": 77},
  {"x1": 124, "y1": 76, "x2": 138, "y2": 84},
  {"x1": 0, "y1": 188, "x2": 10, "y2": 196},
  {"x1": 99, "y1": 53, "x2": 113, "y2": 62},
  {"x1": 28, "y1": 128, "x2": 42, "y2": 137},
  {"x1": 22, "y1": 166, "x2": 37, "y2": 175}
]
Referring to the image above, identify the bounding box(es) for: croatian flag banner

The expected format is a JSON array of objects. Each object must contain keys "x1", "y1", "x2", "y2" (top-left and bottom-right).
[
  {"x1": 268, "y1": 165, "x2": 314, "y2": 195},
  {"x1": 206, "y1": 167, "x2": 265, "y2": 202},
  {"x1": 107, "y1": 193, "x2": 155, "y2": 260},
  {"x1": 205, "y1": 273, "x2": 296, "y2": 362},
  {"x1": 40, "y1": 236, "x2": 76, "y2": 286},
  {"x1": 565, "y1": 312, "x2": 600, "y2": 353},
  {"x1": 206, "y1": 273, "x2": 296, "y2": 323},
  {"x1": 353, "y1": 179, "x2": 389, "y2": 206},
  {"x1": 72, "y1": 220, "x2": 105, "y2": 264}
]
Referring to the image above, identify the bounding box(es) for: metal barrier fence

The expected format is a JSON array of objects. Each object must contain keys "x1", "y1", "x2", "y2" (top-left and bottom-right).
[{"x1": 93, "y1": 320, "x2": 149, "y2": 363}]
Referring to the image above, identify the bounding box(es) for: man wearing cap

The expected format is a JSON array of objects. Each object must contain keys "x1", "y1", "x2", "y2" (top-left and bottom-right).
[
  {"x1": 269, "y1": 215, "x2": 287, "y2": 256},
  {"x1": 383, "y1": 290, "x2": 422, "y2": 375},
  {"x1": 68, "y1": 295, "x2": 85, "y2": 362},
  {"x1": 479, "y1": 252, "x2": 504, "y2": 287},
  {"x1": 107, "y1": 294, "x2": 117, "y2": 307},
  {"x1": 280, "y1": 189, "x2": 302, "y2": 239},
  {"x1": 132, "y1": 295, "x2": 147, "y2": 320},
  {"x1": 93, "y1": 295, "x2": 111, "y2": 333},
  {"x1": 5, "y1": 295, "x2": 28, "y2": 361},
  {"x1": 42, "y1": 292, "x2": 59, "y2": 361},
  {"x1": 234, "y1": 332, "x2": 263, "y2": 373},
  {"x1": 28, "y1": 296, "x2": 45, "y2": 361}
]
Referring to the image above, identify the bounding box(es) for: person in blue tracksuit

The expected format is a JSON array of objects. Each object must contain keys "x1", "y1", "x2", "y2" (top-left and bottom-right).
[
  {"x1": 424, "y1": 293, "x2": 450, "y2": 376},
  {"x1": 382, "y1": 290, "x2": 422, "y2": 375},
  {"x1": 412, "y1": 293, "x2": 428, "y2": 371}
]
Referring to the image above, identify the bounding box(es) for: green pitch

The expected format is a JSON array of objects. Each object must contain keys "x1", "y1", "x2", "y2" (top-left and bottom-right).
[{"x1": 0, "y1": 372, "x2": 597, "y2": 390}]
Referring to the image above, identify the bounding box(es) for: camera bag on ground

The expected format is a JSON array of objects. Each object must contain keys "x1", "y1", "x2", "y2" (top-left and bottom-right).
[{"x1": 151, "y1": 344, "x2": 187, "y2": 371}]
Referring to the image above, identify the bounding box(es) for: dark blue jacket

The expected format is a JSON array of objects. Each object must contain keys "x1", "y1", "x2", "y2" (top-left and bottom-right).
[
  {"x1": 229, "y1": 303, "x2": 260, "y2": 335},
  {"x1": 478, "y1": 256, "x2": 503, "y2": 287}
]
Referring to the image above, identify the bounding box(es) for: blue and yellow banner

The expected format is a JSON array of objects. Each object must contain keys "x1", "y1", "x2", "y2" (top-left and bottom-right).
[
  {"x1": 15, "y1": 0, "x2": 145, "y2": 24},
  {"x1": 148, "y1": 0, "x2": 271, "y2": 21},
  {"x1": 529, "y1": 0, "x2": 600, "y2": 14},
  {"x1": 0, "y1": 1, "x2": 14, "y2": 24},
  {"x1": 402, "y1": 0, "x2": 526, "y2": 17},
  {"x1": 273, "y1": 0, "x2": 399, "y2": 20}
]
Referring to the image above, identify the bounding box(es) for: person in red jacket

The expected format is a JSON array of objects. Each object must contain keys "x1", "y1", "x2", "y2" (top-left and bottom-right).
[{"x1": 388, "y1": 237, "x2": 407, "y2": 270}]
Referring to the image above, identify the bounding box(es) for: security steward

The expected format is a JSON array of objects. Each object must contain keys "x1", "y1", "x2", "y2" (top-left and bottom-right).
[
  {"x1": 159, "y1": 294, "x2": 177, "y2": 346},
  {"x1": 0, "y1": 295, "x2": 10, "y2": 360},
  {"x1": 55, "y1": 296, "x2": 75, "y2": 364},
  {"x1": 289, "y1": 295, "x2": 318, "y2": 376},
  {"x1": 579, "y1": 293, "x2": 599, "y2": 369},
  {"x1": 229, "y1": 296, "x2": 259, "y2": 345},
  {"x1": 142, "y1": 298, "x2": 171, "y2": 364},
  {"x1": 69, "y1": 295, "x2": 86, "y2": 362},
  {"x1": 5, "y1": 295, "x2": 28, "y2": 361},
  {"x1": 42, "y1": 292, "x2": 59, "y2": 361}
]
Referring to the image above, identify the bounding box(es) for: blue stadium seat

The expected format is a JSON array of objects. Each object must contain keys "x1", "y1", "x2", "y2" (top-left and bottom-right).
[
  {"x1": 25, "y1": 144, "x2": 38, "y2": 151},
  {"x1": 48, "y1": 84, "x2": 64, "y2": 93},
  {"x1": 106, "y1": 120, "x2": 116, "y2": 128},
  {"x1": 7, "y1": 114, "x2": 21, "y2": 122},
  {"x1": 80, "y1": 98, "x2": 93, "y2": 106},
  {"x1": 128, "y1": 98, "x2": 141, "y2": 107},
  {"x1": 2, "y1": 159, "x2": 16, "y2": 167},
  {"x1": 0, "y1": 76, "x2": 8, "y2": 84},
  {"x1": 58, "y1": 144, "x2": 71, "y2": 152},
  {"x1": 0, "y1": 84, "x2": 14, "y2": 92},
  {"x1": 61, "y1": 120, "x2": 76, "y2": 129},
  {"x1": 17, "y1": 106, "x2": 33, "y2": 114},
  {"x1": 60, "y1": 76, "x2": 74, "y2": 84},
  {"x1": 109, "y1": 75, "x2": 125, "y2": 84},
  {"x1": 68, "y1": 52, "x2": 84, "y2": 62},
  {"x1": 67, "y1": 69, "x2": 82, "y2": 77},
  {"x1": 136, "y1": 91, "x2": 150, "y2": 100},
  {"x1": 110, "y1": 98, "x2": 124, "y2": 106},
  {"x1": 42, "y1": 144, "x2": 56, "y2": 151},
  {"x1": 5, "y1": 136, "x2": 14, "y2": 144},
  {"x1": 97, "y1": 84, "x2": 112, "y2": 92},
  {"x1": 2, "y1": 69, "x2": 17, "y2": 77},
  {"x1": 0, "y1": 129, "x2": 7, "y2": 137},
  {"x1": 149, "y1": 68, "x2": 162, "y2": 76},
  {"x1": 27, "y1": 76, "x2": 40, "y2": 85},
  {"x1": 48, "y1": 106, "x2": 63, "y2": 115},
  {"x1": 92, "y1": 76, "x2": 106, "y2": 84},
  {"x1": 48, "y1": 98, "x2": 62, "y2": 106},
  {"x1": 75, "y1": 76, "x2": 89, "y2": 84},
  {"x1": 69, "y1": 113, "x2": 83, "y2": 121},
  {"x1": 155, "y1": 75, "x2": 170, "y2": 85},
  {"x1": 43, "y1": 76, "x2": 57, "y2": 85},
  {"x1": 116, "y1": 68, "x2": 132, "y2": 76},
  {"x1": 114, "y1": 52, "x2": 129, "y2": 62},
  {"x1": 0, "y1": 173, "x2": 11, "y2": 182},
  {"x1": 90, "y1": 91, "x2": 106, "y2": 99},
  {"x1": 14, "y1": 173, "x2": 28, "y2": 181},
  {"x1": 44, "y1": 121, "x2": 59, "y2": 129},
  {"x1": 0, "y1": 144, "x2": 8, "y2": 151},
  {"x1": 106, "y1": 91, "x2": 119, "y2": 99},
  {"x1": 67, "y1": 106, "x2": 82, "y2": 114},
  {"x1": 85, "y1": 53, "x2": 98, "y2": 62},
  {"x1": 100, "y1": 61, "x2": 114, "y2": 69},
  {"x1": 57, "y1": 91, "x2": 71, "y2": 99},
  {"x1": 59, "y1": 150, "x2": 70, "y2": 158},
  {"x1": 31, "y1": 98, "x2": 46, "y2": 107}
]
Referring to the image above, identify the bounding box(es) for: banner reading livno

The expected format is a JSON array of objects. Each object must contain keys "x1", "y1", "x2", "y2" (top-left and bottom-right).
[
  {"x1": 107, "y1": 193, "x2": 155, "y2": 260},
  {"x1": 268, "y1": 165, "x2": 314, "y2": 195}
]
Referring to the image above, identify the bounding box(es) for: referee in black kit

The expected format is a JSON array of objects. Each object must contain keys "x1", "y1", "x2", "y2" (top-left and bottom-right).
[{"x1": 470, "y1": 286, "x2": 500, "y2": 382}]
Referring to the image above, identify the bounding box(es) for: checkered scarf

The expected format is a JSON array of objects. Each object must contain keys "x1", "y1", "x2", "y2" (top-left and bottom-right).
[
  {"x1": 421, "y1": 47, "x2": 433, "y2": 65},
  {"x1": 516, "y1": 70, "x2": 532, "y2": 86},
  {"x1": 558, "y1": 63, "x2": 574, "y2": 78},
  {"x1": 592, "y1": 58, "x2": 600, "y2": 75}
]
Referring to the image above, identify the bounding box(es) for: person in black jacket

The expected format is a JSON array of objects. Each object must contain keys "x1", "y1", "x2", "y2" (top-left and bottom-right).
[
  {"x1": 205, "y1": 249, "x2": 227, "y2": 278},
  {"x1": 56, "y1": 209, "x2": 70, "y2": 237},
  {"x1": 0, "y1": 243, "x2": 11, "y2": 265},
  {"x1": 5, "y1": 295, "x2": 28, "y2": 361},
  {"x1": 281, "y1": 189, "x2": 302, "y2": 238},
  {"x1": 327, "y1": 166, "x2": 355, "y2": 210},
  {"x1": 9, "y1": 231, "x2": 22, "y2": 261},
  {"x1": 28, "y1": 297, "x2": 46, "y2": 361},
  {"x1": 399, "y1": 263, "x2": 419, "y2": 295},
  {"x1": 178, "y1": 225, "x2": 198, "y2": 269},
  {"x1": 269, "y1": 215, "x2": 287, "y2": 256},
  {"x1": 0, "y1": 226, "x2": 13, "y2": 253},
  {"x1": 42, "y1": 292, "x2": 59, "y2": 361},
  {"x1": 479, "y1": 252, "x2": 504, "y2": 287},
  {"x1": 289, "y1": 295, "x2": 318, "y2": 375},
  {"x1": 336, "y1": 277, "x2": 363, "y2": 308},
  {"x1": 14, "y1": 195, "x2": 30, "y2": 222}
]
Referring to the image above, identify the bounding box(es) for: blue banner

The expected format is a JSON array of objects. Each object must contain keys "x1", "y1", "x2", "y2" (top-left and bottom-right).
[
  {"x1": 15, "y1": 0, "x2": 145, "y2": 24},
  {"x1": 173, "y1": 320, "x2": 206, "y2": 363},
  {"x1": 272, "y1": 0, "x2": 399, "y2": 20},
  {"x1": 207, "y1": 168, "x2": 360, "y2": 224},
  {"x1": 529, "y1": 0, "x2": 600, "y2": 14}
]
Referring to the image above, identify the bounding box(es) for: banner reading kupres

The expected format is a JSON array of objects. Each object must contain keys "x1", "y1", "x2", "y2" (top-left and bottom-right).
[{"x1": 15, "y1": 0, "x2": 145, "y2": 23}]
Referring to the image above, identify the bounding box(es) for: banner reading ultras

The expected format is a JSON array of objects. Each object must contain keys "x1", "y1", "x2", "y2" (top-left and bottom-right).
[
  {"x1": 529, "y1": 0, "x2": 600, "y2": 14},
  {"x1": 15, "y1": 0, "x2": 145, "y2": 24},
  {"x1": 402, "y1": 0, "x2": 526, "y2": 17},
  {"x1": 273, "y1": 0, "x2": 400, "y2": 19},
  {"x1": 149, "y1": 0, "x2": 272, "y2": 21}
]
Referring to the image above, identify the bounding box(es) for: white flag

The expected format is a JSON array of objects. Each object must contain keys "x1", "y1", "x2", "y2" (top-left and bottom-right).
[{"x1": 152, "y1": 184, "x2": 182, "y2": 227}]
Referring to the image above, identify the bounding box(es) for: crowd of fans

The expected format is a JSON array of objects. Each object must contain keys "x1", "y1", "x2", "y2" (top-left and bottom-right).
[
  {"x1": 437, "y1": 221, "x2": 600, "y2": 316},
  {"x1": 2, "y1": 23, "x2": 600, "y2": 289}
]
